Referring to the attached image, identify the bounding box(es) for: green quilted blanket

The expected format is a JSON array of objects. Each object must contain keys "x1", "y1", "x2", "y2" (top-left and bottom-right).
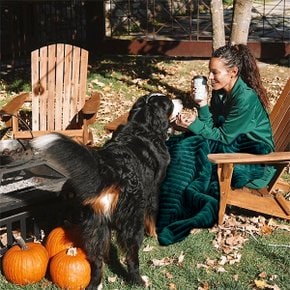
[{"x1": 156, "y1": 134, "x2": 275, "y2": 246}]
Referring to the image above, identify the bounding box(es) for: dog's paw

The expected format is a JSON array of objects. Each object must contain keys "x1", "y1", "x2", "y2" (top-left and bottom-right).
[{"x1": 129, "y1": 274, "x2": 147, "y2": 287}]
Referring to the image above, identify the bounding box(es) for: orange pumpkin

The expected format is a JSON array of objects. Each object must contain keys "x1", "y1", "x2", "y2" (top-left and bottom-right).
[
  {"x1": 45, "y1": 226, "x2": 81, "y2": 258},
  {"x1": 2, "y1": 236, "x2": 49, "y2": 285},
  {"x1": 50, "y1": 247, "x2": 91, "y2": 290}
]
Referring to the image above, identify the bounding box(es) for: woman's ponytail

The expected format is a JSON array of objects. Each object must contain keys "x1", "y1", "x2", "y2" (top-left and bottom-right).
[
  {"x1": 235, "y1": 44, "x2": 269, "y2": 110},
  {"x1": 213, "y1": 44, "x2": 270, "y2": 110}
]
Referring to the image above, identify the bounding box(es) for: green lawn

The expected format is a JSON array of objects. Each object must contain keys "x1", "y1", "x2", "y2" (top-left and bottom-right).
[{"x1": 1, "y1": 221, "x2": 289, "y2": 289}]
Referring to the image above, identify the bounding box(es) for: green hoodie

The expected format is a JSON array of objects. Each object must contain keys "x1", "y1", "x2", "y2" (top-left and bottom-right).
[{"x1": 188, "y1": 77, "x2": 275, "y2": 151}]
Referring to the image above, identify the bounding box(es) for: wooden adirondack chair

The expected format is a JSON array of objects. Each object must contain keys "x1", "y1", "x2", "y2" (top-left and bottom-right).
[
  {"x1": 0, "y1": 43, "x2": 101, "y2": 145},
  {"x1": 208, "y1": 78, "x2": 290, "y2": 224}
]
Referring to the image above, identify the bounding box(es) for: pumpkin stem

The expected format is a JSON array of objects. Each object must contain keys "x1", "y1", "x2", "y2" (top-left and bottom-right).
[
  {"x1": 13, "y1": 234, "x2": 28, "y2": 250},
  {"x1": 66, "y1": 247, "x2": 78, "y2": 256}
]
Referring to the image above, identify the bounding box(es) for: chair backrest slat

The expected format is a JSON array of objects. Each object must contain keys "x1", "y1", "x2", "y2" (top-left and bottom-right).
[
  {"x1": 63, "y1": 44, "x2": 73, "y2": 127},
  {"x1": 31, "y1": 49, "x2": 40, "y2": 130},
  {"x1": 270, "y1": 78, "x2": 290, "y2": 152},
  {"x1": 39, "y1": 46, "x2": 49, "y2": 131},
  {"x1": 47, "y1": 44, "x2": 56, "y2": 130},
  {"x1": 55, "y1": 44, "x2": 65, "y2": 130},
  {"x1": 71, "y1": 46, "x2": 81, "y2": 121},
  {"x1": 79, "y1": 48, "x2": 88, "y2": 111},
  {"x1": 31, "y1": 43, "x2": 88, "y2": 131}
]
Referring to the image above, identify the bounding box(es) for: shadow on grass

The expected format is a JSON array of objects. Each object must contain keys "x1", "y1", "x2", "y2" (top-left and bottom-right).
[
  {"x1": 89, "y1": 55, "x2": 190, "y2": 98},
  {"x1": 2, "y1": 54, "x2": 288, "y2": 102},
  {"x1": 1, "y1": 55, "x2": 190, "y2": 99}
]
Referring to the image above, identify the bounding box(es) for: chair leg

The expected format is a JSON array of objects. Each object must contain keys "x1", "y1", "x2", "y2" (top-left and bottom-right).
[
  {"x1": 82, "y1": 124, "x2": 92, "y2": 146},
  {"x1": 275, "y1": 192, "x2": 290, "y2": 215},
  {"x1": 218, "y1": 192, "x2": 228, "y2": 225},
  {"x1": 217, "y1": 163, "x2": 234, "y2": 225}
]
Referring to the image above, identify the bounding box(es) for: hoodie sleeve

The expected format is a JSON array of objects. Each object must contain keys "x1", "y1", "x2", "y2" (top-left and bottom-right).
[{"x1": 188, "y1": 90, "x2": 257, "y2": 144}]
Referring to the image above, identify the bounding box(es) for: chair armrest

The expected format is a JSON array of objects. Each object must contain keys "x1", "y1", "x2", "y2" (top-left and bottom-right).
[
  {"x1": 0, "y1": 92, "x2": 30, "y2": 115},
  {"x1": 0, "y1": 92, "x2": 30, "y2": 122},
  {"x1": 82, "y1": 91, "x2": 101, "y2": 115},
  {"x1": 208, "y1": 152, "x2": 290, "y2": 164},
  {"x1": 104, "y1": 112, "x2": 129, "y2": 131}
]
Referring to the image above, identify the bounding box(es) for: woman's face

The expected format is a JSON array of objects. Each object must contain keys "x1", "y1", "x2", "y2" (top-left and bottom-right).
[{"x1": 208, "y1": 57, "x2": 238, "y2": 93}]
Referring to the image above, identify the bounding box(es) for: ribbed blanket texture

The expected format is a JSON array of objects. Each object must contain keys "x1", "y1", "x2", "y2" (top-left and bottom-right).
[{"x1": 156, "y1": 134, "x2": 274, "y2": 246}]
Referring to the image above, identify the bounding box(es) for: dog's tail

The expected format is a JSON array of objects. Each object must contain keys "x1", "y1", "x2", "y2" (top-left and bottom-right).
[{"x1": 31, "y1": 133, "x2": 101, "y2": 196}]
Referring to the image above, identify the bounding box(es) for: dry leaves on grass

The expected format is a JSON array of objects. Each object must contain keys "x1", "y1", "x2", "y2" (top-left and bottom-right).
[
  {"x1": 252, "y1": 271, "x2": 281, "y2": 290},
  {"x1": 148, "y1": 251, "x2": 186, "y2": 288},
  {"x1": 150, "y1": 251, "x2": 185, "y2": 267},
  {"x1": 194, "y1": 214, "x2": 288, "y2": 289},
  {"x1": 206, "y1": 214, "x2": 290, "y2": 269}
]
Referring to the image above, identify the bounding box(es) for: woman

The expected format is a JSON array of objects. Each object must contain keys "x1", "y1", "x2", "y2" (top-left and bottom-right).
[{"x1": 157, "y1": 44, "x2": 275, "y2": 246}]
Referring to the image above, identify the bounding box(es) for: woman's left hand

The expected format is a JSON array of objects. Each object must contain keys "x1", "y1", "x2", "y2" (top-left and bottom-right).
[{"x1": 176, "y1": 112, "x2": 197, "y2": 128}]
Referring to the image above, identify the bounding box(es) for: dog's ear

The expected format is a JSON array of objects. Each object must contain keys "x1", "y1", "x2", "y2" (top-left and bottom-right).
[
  {"x1": 145, "y1": 95, "x2": 174, "y2": 138},
  {"x1": 128, "y1": 96, "x2": 146, "y2": 122}
]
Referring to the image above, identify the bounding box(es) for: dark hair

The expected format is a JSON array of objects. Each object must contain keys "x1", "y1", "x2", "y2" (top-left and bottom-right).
[{"x1": 212, "y1": 44, "x2": 269, "y2": 110}]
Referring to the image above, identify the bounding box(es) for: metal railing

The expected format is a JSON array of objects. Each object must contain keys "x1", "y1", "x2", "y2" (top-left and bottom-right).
[{"x1": 105, "y1": 0, "x2": 289, "y2": 41}]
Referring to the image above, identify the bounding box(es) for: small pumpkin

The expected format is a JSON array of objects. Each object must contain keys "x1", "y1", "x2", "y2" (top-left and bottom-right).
[
  {"x1": 2, "y1": 236, "x2": 49, "y2": 285},
  {"x1": 45, "y1": 226, "x2": 81, "y2": 258},
  {"x1": 50, "y1": 247, "x2": 91, "y2": 290}
]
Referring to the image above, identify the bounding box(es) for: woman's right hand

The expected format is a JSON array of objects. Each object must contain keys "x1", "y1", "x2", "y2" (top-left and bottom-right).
[{"x1": 175, "y1": 111, "x2": 197, "y2": 129}]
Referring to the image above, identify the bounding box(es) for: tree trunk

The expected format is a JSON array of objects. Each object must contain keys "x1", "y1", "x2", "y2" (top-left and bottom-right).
[
  {"x1": 210, "y1": 0, "x2": 226, "y2": 52},
  {"x1": 230, "y1": 0, "x2": 253, "y2": 44}
]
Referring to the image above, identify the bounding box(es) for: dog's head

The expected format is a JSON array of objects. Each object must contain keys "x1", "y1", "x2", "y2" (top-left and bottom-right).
[{"x1": 128, "y1": 93, "x2": 174, "y2": 138}]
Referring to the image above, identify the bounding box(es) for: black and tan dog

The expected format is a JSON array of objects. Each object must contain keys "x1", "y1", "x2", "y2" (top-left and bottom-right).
[{"x1": 31, "y1": 93, "x2": 174, "y2": 289}]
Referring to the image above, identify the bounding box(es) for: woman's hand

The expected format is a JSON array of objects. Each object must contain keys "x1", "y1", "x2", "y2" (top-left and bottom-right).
[{"x1": 175, "y1": 112, "x2": 197, "y2": 128}]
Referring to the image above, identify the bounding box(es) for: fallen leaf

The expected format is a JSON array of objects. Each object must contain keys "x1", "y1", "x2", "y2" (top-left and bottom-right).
[
  {"x1": 218, "y1": 255, "x2": 227, "y2": 265},
  {"x1": 151, "y1": 257, "x2": 173, "y2": 267},
  {"x1": 143, "y1": 244, "x2": 154, "y2": 252},
  {"x1": 108, "y1": 275, "x2": 117, "y2": 283},
  {"x1": 141, "y1": 275, "x2": 150, "y2": 288},
  {"x1": 178, "y1": 251, "x2": 185, "y2": 264},
  {"x1": 216, "y1": 266, "x2": 227, "y2": 272},
  {"x1": 169, "y1": 282, "x2": 177, "y2": 290},
  {"x1": 196, "y1": 263, "x2": 208, "y2": 269},
  {"x1": 205, "y1": 258, "x2": 216, "y2": 267},
  {"x1": 165, "y1": 272, "x2": 173, "y2": 279},
  {"x1": 103, "y1": 86, "x2": 112, "y2": 92},
  {"x1": 266, "y1": 284, "x2": 281, "y2": 290},
  {"x1": 254, "y1": 279, "x2": 267, "y2": 288},
  {"x1": 198, "y1": 281, "x2": 209, "y2": 290},
  {"x1": 269, "y1": 274, "x2": 278, "y2": 281},
  {"x1": 260, "y1": 225, "x2": 273, "y2": 235},
  {"x1": 190, "y1": 228, "x2": 202, "y2": 235},
  {"x1": 91, "y1": 79, "x2": 105, "y2": 87},
  {"x1": 259, "y1": 271, "x2": 267, "y2": 279}
]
